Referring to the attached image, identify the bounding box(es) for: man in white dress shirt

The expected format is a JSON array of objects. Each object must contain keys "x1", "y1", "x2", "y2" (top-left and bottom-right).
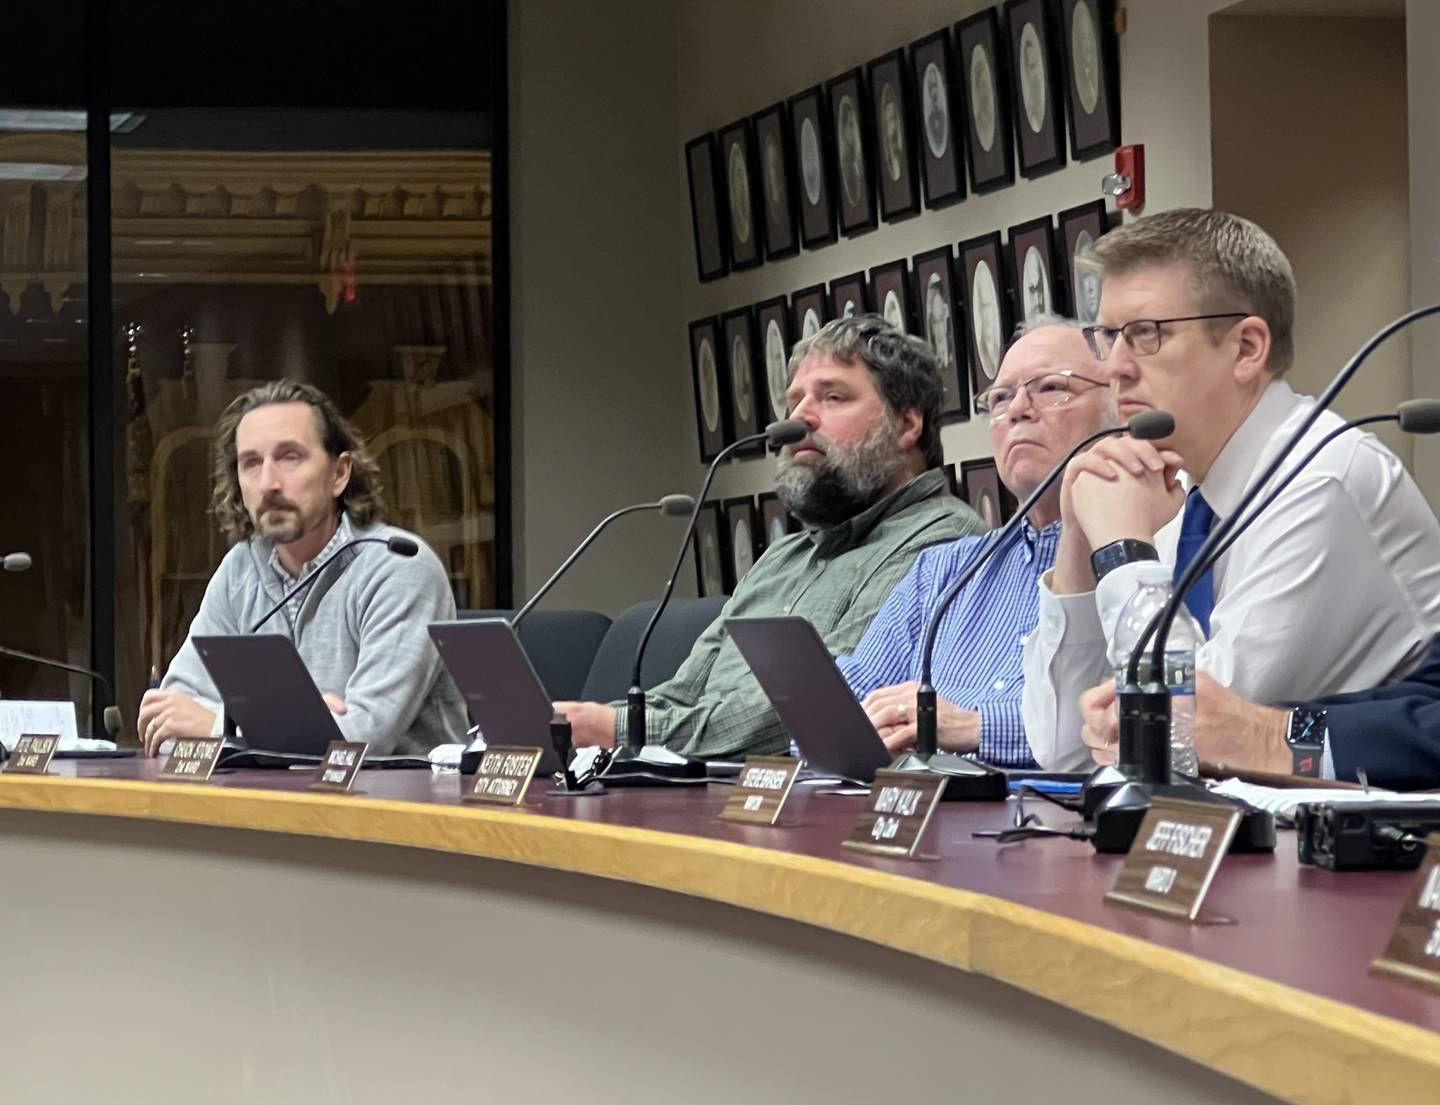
[{"x1": 1022, "y1": 208, "x2": 1440, "y2": 771}]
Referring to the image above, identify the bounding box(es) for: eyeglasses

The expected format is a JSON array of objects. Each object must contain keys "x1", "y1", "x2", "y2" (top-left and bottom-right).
[
  {"x1": 973, "y1": 370, "x2": 1106, "y2": 421},
  {"x1": 1082, "y1": 313, "x2": 1248, "y2": 359}
]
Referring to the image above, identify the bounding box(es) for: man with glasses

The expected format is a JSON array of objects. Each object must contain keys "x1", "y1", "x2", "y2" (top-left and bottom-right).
[
  {"x1": 838, "y1": 318, "x2": 1111, "y2": 767},
  {"x1": 1022, "y1": 207, "x2": 1440, "y2": 771}
]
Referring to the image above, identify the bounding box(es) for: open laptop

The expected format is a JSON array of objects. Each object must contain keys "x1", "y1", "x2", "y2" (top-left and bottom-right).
[
  {"x1": 426, "y1": 619, "x2": 565, "y2": 776},
  {"x1": 193, "y1": 634, "x2": 344, "y2": 758}
]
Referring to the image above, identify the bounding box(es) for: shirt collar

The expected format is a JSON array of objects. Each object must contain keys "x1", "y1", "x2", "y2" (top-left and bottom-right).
[
  {"x1": 806, "y1": 468, "x2": 947, "y2": 557},
  {"x1": 1192, "y1": 378, "x2": 1301, "y2": 519},
  {"x1": 265, "y1": 511, "x2": 356, "y2": 585}
]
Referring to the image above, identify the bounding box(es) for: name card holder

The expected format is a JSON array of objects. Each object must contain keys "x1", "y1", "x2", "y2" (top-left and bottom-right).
[
  {"x1": 463, "y1": 746, "x2": 544, "y2": 807},
  {"x1": 158, "y1": 737, "x2": 225, "y2": 783},
  {"x1": 4, "y1": 734, "x2": 59, "y2": 775},
  {"x1": 309, "y1": 741, "x2": 368, "y2": 793},
  {"x1": 1373, "y1": 834, "x2": 1440, "y2": 993},
  {"x1": 1105, "y1": 796, "x2": 1242, "y2": 921},
  {"x1": 719, "y1": 756, "x2": 801, "y2": 826},
  {"x1": 842, "y1": 770, "x2": 948, "y2": 858}
]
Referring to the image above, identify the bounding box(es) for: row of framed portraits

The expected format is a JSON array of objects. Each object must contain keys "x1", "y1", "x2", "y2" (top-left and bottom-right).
[
  {"x1": 685, "y1": 0, "x2": 1120, "y2": 283},
  {"x1": 691, "y1": 458, "x2": 1022, "y2": 597},
  {"x1": 688, "y1": 199, "x2": 1111, "y2": 463}
]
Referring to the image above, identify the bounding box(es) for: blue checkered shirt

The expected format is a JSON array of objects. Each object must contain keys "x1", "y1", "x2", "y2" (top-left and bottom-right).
[{"x1": 836, "y1": 519, "x2": 1060, "y2": 768}]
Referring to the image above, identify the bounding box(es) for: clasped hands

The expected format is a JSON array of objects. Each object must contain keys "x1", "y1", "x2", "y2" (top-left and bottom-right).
[{"x1": 860, "y1": 681, "x2": 980, "y2": 755}]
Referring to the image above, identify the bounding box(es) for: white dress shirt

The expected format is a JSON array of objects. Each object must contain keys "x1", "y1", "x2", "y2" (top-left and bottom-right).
[{"x1": 1022, "y1": 379, "x2": 1440, "y2": 771}]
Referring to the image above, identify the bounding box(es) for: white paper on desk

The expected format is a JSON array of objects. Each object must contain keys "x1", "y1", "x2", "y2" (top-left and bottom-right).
[
  {"x1": 1212, "y1": 778, "x2": 1440, "y2": 818},
  {"x1": 0, "y1": 700, "x2": 78, "y2": 752}
]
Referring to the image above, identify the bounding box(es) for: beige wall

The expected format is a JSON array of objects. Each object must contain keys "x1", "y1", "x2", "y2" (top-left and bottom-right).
[
  {"x1": 1407, "y1": 0, "x2": 1440, "y2": 501},
  {"x1": 1211, "y1": 14, "x2": 1411, "y2": 462}
]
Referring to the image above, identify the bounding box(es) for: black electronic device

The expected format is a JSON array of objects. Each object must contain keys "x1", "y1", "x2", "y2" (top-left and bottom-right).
[{"x1": 1295, "y1": 801, "x2": 1440, "y2": 871}]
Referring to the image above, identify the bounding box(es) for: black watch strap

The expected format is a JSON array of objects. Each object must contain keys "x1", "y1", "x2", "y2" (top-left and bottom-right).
[
  {"x1": 1285, "y1": 706, "x2": 1327, "y2": 778},
  {"x1": 1090, "y1": 538, "x2": 1160, "y2": 583}
]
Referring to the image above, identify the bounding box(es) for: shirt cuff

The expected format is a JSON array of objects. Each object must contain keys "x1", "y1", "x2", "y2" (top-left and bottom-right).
[
  {"x1": 1321, "y1": 735, "x2": 1336, "y2": 781},
  {"x1": 1036, "y1": 568, "x2": 1107, "y2": 646}
]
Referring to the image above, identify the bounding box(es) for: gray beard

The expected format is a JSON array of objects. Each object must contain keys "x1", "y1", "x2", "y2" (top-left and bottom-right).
[{"x1": 775, "y1": 417, "x2": 904, "y2": 529}]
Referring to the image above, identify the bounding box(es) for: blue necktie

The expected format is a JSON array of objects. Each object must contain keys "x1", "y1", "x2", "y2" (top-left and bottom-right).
[{"x1": 1172, "y1": 488, "x2": 1217, "y2": 637}]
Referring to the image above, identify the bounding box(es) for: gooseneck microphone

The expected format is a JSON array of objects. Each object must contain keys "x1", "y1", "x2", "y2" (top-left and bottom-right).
[
  {"x1": 249, "y1": 535, "x2": 419, "y2": 633},
  {"x1": 511, "y1": 494, "x2": 694, "y2": 629},
  {"x1": 601, "y1": 419, "x2": 806, "y2": 783},
  {"x1": 2, "y1": 552, "x2": 32, "y2": 572},
  {"x1": 0, "y1": 644, "x2": 123, "y2": 741},
  {"x1": 894, "y1": 411, "x2": 1175, "y2": 795}
]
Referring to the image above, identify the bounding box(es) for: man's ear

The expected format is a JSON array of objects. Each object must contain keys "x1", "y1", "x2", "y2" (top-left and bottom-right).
[
  {"x1": 897, "y1": 406, "x2": 924, "y2": 452},
  {"x1": 332, "y1": 451, "x2": 354, "y2": 498},
  {"x1": 1232, "y1": 316, "x2": 1274, "y2": 386}
]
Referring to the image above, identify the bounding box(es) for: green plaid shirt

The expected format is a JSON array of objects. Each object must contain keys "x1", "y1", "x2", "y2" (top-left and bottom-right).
[{"x1": 612, "y1": 468, "x2": 984, "y2": 757}]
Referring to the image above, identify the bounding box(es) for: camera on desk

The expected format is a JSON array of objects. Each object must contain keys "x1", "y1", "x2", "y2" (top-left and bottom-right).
[{"x1": 1295, "y1": 801, "x2": 1440, "y2": 870}]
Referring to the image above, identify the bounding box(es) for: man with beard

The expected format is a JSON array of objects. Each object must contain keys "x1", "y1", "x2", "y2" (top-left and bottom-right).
[
  {"x1": 137, "y1": 380, "x2": 466, "y2": 756},
  {"x1": 555, "y1": 315, "x2": 981, "y2": 757}
]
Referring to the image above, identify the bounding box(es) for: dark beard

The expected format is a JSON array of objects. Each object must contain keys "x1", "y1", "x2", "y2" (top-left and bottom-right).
[
  {"x1": 777, "y1": 463, "x2": 885, "y2": 528},
  {"x1": 774, "y1": 416, "x2": 902, "y2": 529}
]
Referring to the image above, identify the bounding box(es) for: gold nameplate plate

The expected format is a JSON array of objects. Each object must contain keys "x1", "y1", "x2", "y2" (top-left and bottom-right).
[
  {"x1": 842, "y1": 770, "x2": 948, "y2": 858},
  {"x1": 463, "y1": 746, "x2": 544, "y2": 806},
  {"x1": 158, "y1": 737, "x2": 224, "y2": 783},
  {"x1": 1105, "y1": 797, "x2": 1242, "y2": 921},
  {"x1": 4, "y1": 734, "x2": 59, "y2": 775},
  {"x1": 309, "y1": 740, "x2": 368, "y2": 793},
  {"x1": 719, "y1": 756, "x2": 800, "y2": 826},
  {"x1": 1372, "y1": 835, "x2": 1440, "y2": 993}
]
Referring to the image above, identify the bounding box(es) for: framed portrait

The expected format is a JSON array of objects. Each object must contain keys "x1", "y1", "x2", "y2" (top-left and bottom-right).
[
  {"x1": 1008, "y1": 214, "x2": 1062, "y2": 325},
  {"x1": 826, "y1": 67, "x2": 877, "y2": 237},
  {"x1": 1061, "y1": 0, "x2": 1121, "y2": 160},
  {"x1": 913, "y1": 245, "x2": 968, "y2": 421},
  {"x1": 867, "y1": 48, "x2": 920, "y2": 223},
  {"x1": 693, "y1": 499, "x2": 729, "y2": 597},
  {"x1": 954, "y1": 9, "x2": 1015, "y2": 194},
  {"x1": 829, "y1": 270, "x2": 870, "y2": 321},
  {"x1": 1004, "y1": 0, "x2": 1067, "y2": 178},
  {"x1": 1058, "y1": 200, "x2": 1111, "y2": 324},
  {"x1": 755, "y1": 296, "x2": 794, "y2": 423},
  {"x1": 787, "y1": 85, "x2": 838, "y2": 250},
  {"x1": 684, "y1": 133, "x2": 729, "y2": 282},
  {"x1": 961, "y1": 458, "x2": 1018, "y2": 530},
  {"x1": 870, "y1": 258, "x2": 913, "y2": 336},
  {"x1": 723, "y1": 496, "x2": 762, "y2": 589},
  {"x1": 689, "y1": 316, "x2": 730, "y2": 462},
  {"x1": 757, "y1": 491, "x2": 797, "y2": 550},
  {"x1": 718, "y1": 118, "x2": 763, "y2": 271},
  {"x1": 753, "y1": 102, "x2": 799, "y2": 261},
  {"x1": 721, "y1": 306, "x2": 764, "y2": 449},
  {"x1": 791, "y1": 283, "x2": 830, "y2": 342},
  {"x1": 908, "y1": 29, "x2": 966, "y2": 210},
  {"x1": 958, "y1": 231, "x2": 1012, "y2": 397}
]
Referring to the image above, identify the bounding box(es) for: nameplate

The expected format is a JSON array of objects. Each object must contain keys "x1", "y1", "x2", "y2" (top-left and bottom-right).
[
  {"x1": 309, "y1": 741, "x2": 368, "y2": 793},
  {"x1": 1372, "y1": 835, "x2": 1440, "y2": 993},
  {"x1": 1105, "y1": 797, "x2": 1242, "y2": 921},
  {"x1": 463, "y1": 745, "x2": 543, "y2": 806},
  {"x1": 4, "y1": 734, "x2": 59, "y2": 775},
  {"x1": 719, "y1": 756, "x2": 800, "y2": 826},
  {"x1": 841, "y1": 770, "x2": 948, "y2": 858},
  {"x1": 158, "y1": 737, "x2": 224, "y2": 783}
]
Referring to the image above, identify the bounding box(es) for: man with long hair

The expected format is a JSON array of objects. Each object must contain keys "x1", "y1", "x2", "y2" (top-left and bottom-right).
[{"x1": 137, "y1": 380, "x2": 465, "y2": 756}]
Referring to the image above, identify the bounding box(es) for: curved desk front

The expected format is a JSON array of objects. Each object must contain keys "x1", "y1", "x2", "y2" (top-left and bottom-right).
[{"x1": 0, "y1": 761, "x2": 1434, "y2": 1105}]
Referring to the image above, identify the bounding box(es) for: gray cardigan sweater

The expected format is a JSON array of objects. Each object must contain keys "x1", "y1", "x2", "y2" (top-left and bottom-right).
[{"x1": 161, "y1": 514, "x2": 466, "y2": 754}]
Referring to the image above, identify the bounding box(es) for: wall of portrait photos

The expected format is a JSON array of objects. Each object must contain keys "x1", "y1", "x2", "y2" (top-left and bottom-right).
[{"x1": 678, "y1": 0, "x2": 1125, "y2": 561}]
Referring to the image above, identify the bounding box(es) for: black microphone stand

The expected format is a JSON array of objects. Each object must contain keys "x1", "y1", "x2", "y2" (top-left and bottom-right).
[
  {"x1": 600, "y1": 421, "x2": 805, "y2": 785},
  {"x1": 1088, "y1": 305, "x2": 1440, "y2": 851},
  {"x1": 891, "y1": 414, "x2": 1172, "y2": 799}
]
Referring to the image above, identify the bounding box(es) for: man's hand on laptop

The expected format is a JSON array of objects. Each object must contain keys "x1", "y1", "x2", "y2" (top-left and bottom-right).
[
  {"x1": 137, "y1": 690, "x2": 217, "y2": 757},
  {"x1": 322, "y1": 693, "x2": 348, "y2": 715},
  {"x1": 860, "y1": 681, "x2": 980, "y2": 755},
  {"x1": 551, "y1": 701, "x2": 617, "y2": 748}
]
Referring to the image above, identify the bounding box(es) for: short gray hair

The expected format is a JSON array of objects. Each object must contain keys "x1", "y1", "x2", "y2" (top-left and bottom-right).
[
  {"x1": 787, "y1": 313, "x2": 945, "y2": 469},
  {"x1": 1084, "y1": 208, "x2": 1297, "y2": 374},
  {"x1": 1007, "y1": 313, "x2": 1088, "y2": 357}
]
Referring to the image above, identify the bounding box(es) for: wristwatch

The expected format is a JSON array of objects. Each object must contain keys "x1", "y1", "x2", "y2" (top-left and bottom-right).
[
  {"x1": 1089, "y1": 538, "x2": 1159, "y2": 583},
  {"x1": 1284, "y1": 705, "x2": 1328, "y2": 778}
]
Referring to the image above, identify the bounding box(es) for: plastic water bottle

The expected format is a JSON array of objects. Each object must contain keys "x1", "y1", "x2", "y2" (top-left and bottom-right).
[{"x1": 1110, "y1": 580, "x2": 1202, "y2": 779}]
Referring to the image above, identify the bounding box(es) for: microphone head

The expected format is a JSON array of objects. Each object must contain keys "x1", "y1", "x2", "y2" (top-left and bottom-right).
[
  {"x1": 2, "y1": 552, "x2": 31, "y2": 572},
  {"x1": 1126, "y1": 410, "x2": 1175, "y2": 441},
  {"x1": 385, "y1": 536, "x2": 420, "y2": 557},
  {"x1": 765, "y1": 419, "x2": 809, "y2": 448},
  {"x1": 1398, "y1": 399, "x2": 1440, "y2": 434},
  {"x1": 658, "y1": 494, "x2": 696, "y2": 517},
  {"x1": 102, "y1": 706, "x2": 123, "y2": 740}
]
